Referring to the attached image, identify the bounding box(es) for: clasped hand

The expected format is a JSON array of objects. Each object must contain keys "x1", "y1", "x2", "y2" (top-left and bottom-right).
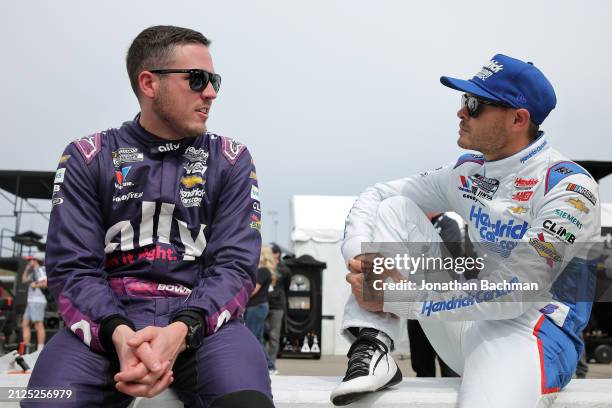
[
  {"x1": 112, "y1": 322, "x2": 187, "y2": 398},
  {"x1": 345, "y1": 254, "x2": 402, "y2": 317}
]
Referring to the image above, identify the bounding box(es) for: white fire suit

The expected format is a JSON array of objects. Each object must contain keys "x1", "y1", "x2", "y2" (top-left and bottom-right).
[{"x1": 341, "y1": 134, "x2": 601, "y2": 407}]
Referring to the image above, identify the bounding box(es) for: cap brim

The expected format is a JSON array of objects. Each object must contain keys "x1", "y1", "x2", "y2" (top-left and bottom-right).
[{"x1": 440, "y1": 76, "x2": 502, "y2": 102}]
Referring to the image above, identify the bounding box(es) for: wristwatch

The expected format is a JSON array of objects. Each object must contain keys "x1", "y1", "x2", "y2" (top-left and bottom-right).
[{"x1": 173, "y1": 312, "x2": 204, "y2": 351}]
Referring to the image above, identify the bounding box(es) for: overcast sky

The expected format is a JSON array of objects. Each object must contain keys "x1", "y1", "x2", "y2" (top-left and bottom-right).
[{"x1": 1, "y1": 0, "x2": 610, "y2": 253}]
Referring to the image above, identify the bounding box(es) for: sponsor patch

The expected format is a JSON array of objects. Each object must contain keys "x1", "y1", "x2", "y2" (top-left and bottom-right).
[
  {"x1": 53, "y1": 184, "x2": 61, "y2": 193},
  {"x1": 157, "y1": 142, "x2": 180, "y2": 153},
  {"x1": 253, "y1": 201, "x2": 261, "y2": 213},
  {"x1": 52, "y1": 197, "x2": 64, "y2": 206},
  {"x1": 54, "y1": 168, "x2": 66, "y2": 184},
  {"x1": 113, "y1": 147, "x2": 143, "y2": 167},
  {"x1": 539, "y1": 304, "x2": 559, "y2": 315},
  {"x1": 180, "y1": 188, "x2": 205, "y2": 207},
  {"x1": 520, "y1": 139, "x2": 548, "y2": 163},
  {"x1": 249, "y1": 171, "x2": 257, "y2": 180},
  {"x1": 566, "y1": 183, "x2": 597, "y2": 205},
  {"x1": 529, "y1": 233, "x2": 562, "y2": 267},
  {"x1": 554, "y1": 209, "x2": 583, "y2": 229},
  {"x1": 509, "y1": 206, "x2": 528, "y2": 214},
  {"x1": 73, "y1": 133, "x2": 102, "y2": 164},
  {"x1": 184, "y1": 162, "x2": 207, "y2": 176},
  {"x1": 469, "y1": 206, "x2": 528, "y2": 257},
  {"x1": 554, "y1": 166, "x2": 573, "y2": 175},
  {"x1": 419, "y1": 166, "x2": 444, "y2": 177},
  {"x1": 250, "y1": 214, "x2": 262, "y2": 231},
  {"x1": 512, "y1": 191, "x2": 533, "y2": 202},
  {"x1": 458, "y1": 176, "x2": 471, "y2": 193},
  {"x1": 181, "y1": 176, "x2": 204, "y2": 189},
  {"x1": 115, "y1": 166, "x2": 131, "y2": 186},
  {"x1": 543, "y1": 220, "x2": 576, "y2": 244},
  {"x1": 567, "y1": 198, "x2": 589, "y2": 214},
  {"x1": 514, "y1": 178, "x2": 538, "y2": 189},
  {"x1": 474, "y1": 59, "x2": 504, "y2": 80},
  {"x1": 59, "y1": 155, "x2": 71, "y2": 164},
  {"x1": 459, "y1": 174, "x2": 498, "y2": 201},
  {"x1": 251, "y1": 185, "x2": 260, "y2": 201},
  {"x1": 461, "y1": 193, "x2": 486, "y2": 206},
  {"x1": 184, "y1": 146, "x2": 209, "y2": 163},
  {"x1": 113, "y1": 191, "x2": 143, "y2": 203},
  {"x1": 221, "y1": 136, "x2": 246, "y2": 165}
]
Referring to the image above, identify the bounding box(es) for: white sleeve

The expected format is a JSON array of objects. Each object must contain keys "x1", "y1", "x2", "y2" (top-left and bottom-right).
[
  {"x1": 383, "y1": 173, "x2": 601, "y2": 321},
  {"x1": 342, "y1": 165, "x2": 454, "y2": 264}
]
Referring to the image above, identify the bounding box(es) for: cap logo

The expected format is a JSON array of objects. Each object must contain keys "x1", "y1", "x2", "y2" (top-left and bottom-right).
[{"x1": 475, "y1": 59, "x2": 504, "y2": 80}]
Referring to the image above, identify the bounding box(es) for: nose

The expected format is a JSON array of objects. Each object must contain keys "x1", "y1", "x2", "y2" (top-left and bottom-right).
[
  {"x1": 457, "y1": 105, "x2": 469, "y2": 120},
  {"x1": 201, "y1": 82, "x2": 217, "y2": 100}
]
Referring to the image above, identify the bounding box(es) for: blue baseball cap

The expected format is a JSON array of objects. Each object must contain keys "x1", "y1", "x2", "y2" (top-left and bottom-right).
[{"x1": 440, "y1": 54, "x2": 557, "y2": 125}]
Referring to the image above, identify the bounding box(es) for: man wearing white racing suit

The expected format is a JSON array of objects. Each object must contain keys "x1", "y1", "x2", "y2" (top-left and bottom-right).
[{"x1": 331, "y1": 54, "x2": 601, "y2": 407}]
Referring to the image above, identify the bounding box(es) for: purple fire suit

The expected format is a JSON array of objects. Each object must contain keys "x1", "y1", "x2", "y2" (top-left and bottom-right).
[{"x1": 23, "y1": 119, "x2": 271, "y2": 407}]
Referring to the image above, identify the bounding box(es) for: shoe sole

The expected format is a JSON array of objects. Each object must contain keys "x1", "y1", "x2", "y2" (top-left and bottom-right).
[{"x1": 331, "y1": 367, "x2": 403, "y2": 406}]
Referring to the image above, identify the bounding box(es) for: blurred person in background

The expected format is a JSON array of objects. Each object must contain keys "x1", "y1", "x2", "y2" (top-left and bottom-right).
[
  {"x1": 245, "y1": 245, "x2": 277, "y2": 374},
  {"x1": 21, "y1": 257, "x2": 47, "y2": 352},
  {"x1": 265, "y1": 244, "x2": 291, "y2": 374}
]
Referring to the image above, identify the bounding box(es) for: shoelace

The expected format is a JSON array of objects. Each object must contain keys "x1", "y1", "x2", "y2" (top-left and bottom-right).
[{"x1": 343, "y1": 330, "x2": 389, "y2": 381}]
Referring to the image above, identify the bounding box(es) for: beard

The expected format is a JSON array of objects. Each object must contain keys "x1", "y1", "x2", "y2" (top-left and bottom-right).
[
  {"x1": 152, "y1": 85, "x2": 206, "y2": 139},
  {"x1": 458, "y1": 117, "x2": 506, "y2": 155}
]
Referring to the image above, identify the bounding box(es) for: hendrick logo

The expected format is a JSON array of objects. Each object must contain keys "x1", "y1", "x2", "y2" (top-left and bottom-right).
[
  {"x1": 514, "y1": 178, "x2": 538, "y2": 189},
  {"x1": 469, "y1": 206, "x2": 528, "y2": 256},
  {"x1": 184, "y1": 147, "x2": 209, "y2": 163},
  {"x1": 475, "y1": 59, "x2": 504, "y2": 80}
]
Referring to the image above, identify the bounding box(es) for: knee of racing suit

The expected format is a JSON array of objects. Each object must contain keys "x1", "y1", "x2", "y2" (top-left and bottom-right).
[
  {"x1": 375, "y1": 196, "x2": 438, "y2": 243},
  {"x1": 210, "y1": 390, "x2": 275, "y2": 408}
]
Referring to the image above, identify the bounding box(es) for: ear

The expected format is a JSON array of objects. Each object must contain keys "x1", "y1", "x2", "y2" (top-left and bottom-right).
[
  {"x1": 138, "y1": 71, "x2": 157, "y2": 99},
  {"x1": 511, "y1": 108, "x2": 531, "y2": 132}
]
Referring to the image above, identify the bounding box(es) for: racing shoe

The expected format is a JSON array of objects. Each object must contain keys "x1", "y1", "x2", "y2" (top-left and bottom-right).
[{"x1": 330, "y1": 328, "x2": 402, "y2": 406}]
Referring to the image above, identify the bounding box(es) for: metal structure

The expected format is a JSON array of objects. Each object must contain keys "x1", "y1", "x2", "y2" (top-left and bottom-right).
[{"x1": 0, "y1": 170, "x2": 54, "y2": 258}]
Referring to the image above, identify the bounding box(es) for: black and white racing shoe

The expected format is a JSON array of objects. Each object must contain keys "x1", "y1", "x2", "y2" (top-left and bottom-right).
[{"x1": 330, "y1": 328, "x2": 402, "y2": 406}]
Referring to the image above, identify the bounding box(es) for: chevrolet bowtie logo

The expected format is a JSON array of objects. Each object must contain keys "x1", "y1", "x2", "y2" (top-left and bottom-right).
[
  {"x1": 181, "y1": 176, "x2": 204, "y2": 189},
  {"x1": 567, "y1": 198, "x2": 589, "y2": 214},
  {"x1": 509, "y1": 206, "x2": 528, "y2": 214}
]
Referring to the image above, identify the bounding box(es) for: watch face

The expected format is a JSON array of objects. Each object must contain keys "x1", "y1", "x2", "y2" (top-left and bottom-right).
[{"x1": 188, "y1": 323, "x2": 203, "y2": 350}]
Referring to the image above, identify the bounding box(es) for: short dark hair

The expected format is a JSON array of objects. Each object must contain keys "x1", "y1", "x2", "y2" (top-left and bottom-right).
[
  {"x1": 126, "y1": 25, "x2": 211, "y2": 97},
  {"x1": 270, "y1": 243, "x2": 282, "y2": 255}
]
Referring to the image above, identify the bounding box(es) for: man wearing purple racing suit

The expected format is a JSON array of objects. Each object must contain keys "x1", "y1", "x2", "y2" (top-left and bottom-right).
[{"x1": 23, "y1": 26, "x2": 274, "y2": 408}]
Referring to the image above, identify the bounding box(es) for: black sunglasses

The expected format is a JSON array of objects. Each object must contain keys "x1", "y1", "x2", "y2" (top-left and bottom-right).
[
  {"x1": 461, "y1": 94, "x2": 509, "y2": 118},
  {"x1": 150, "y1": 69, "x2": 221, "y2": 93}
]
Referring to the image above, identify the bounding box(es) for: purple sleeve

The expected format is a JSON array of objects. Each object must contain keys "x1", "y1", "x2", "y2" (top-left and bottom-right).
[
  {"x1": 174, "y1": 148, "x2": 261, "y2": 335},
  {"x1": 47, "y1": 143, "x2": 128, "y2": 352}
]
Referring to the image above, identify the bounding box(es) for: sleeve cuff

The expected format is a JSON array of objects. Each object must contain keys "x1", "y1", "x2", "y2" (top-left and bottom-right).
[
  {"x1": 171, "y1": 309, "x2": 205, "y2": 331},
  {"x1": 341, "y1": 236, "x2": 367, "y2": 265},
  {"x1": 383, "y1": 284, "x2": 418, "y2": 318},
  {"x1": 99, "y1": 315, "x2": 136, "y2": 353}
]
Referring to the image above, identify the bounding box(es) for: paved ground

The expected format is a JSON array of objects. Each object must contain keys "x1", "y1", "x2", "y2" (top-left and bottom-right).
[{"x1": 276, "y1": 354, "x2": 612, "y2": 379}]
